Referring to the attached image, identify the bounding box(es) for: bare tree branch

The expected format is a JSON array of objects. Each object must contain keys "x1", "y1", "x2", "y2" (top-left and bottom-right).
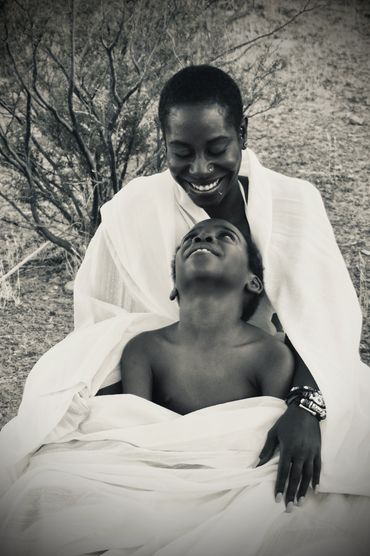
[
  {"x1": 210, "y1": 0, "x2": 327, "y2": 62},
  {"x1": 67, "y1": 0, "x2": 98, "y2": 182}
]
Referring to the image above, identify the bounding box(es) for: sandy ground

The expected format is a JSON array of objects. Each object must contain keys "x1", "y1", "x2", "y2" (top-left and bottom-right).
[{"x1": 0, "y1": 0, "x2": 369, "y2": 428}]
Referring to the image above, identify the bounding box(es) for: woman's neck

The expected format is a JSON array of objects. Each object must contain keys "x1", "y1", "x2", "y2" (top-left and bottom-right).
[
  {"x1": 204, "y1": 178, "x2": 244, "y2": 221},
  {"x1": 204, "y1": 177, "x2": 250, "y2": 240}
]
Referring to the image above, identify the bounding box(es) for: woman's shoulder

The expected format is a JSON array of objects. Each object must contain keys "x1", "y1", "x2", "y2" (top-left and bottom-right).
[
  {"x1": 265, "y1": 166, "x2": 320, "y2": 199},
  {"x1": 116, "y1": 168, "x2": 174, "y2": 200},
  {"x1": 243, "y1": 149, "x2": 321, "y2": 202},
  {"x1": 101, "y1": 168, "x2": 175, "y2": 219}
]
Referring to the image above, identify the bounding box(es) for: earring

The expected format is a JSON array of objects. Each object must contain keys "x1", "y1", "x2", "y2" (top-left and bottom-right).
[
  {"x1": 240, "y1": 129, "x2": 247, "y2": 150},
  {"x1": 169, "y1": 287, "x2": 178, "y2": 301}
]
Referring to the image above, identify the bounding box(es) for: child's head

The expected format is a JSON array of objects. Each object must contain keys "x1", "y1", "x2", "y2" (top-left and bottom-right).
[{"x1": 171, "y1": 219, "x2": 264, "y2": 321}]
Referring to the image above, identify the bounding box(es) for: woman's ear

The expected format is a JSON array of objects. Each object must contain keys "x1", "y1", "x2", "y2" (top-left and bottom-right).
[
  {"x1": 240, "y1": 116, "x2": 248, "y2": 150},
  {"x1": 245, "y1": 275, "x2": 263, "y2": 295},
  {"x1": 169, "y1": 287, "x2": 178, "y2": 301}
]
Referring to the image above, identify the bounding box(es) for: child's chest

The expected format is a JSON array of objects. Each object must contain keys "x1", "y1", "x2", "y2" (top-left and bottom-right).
[{"x1": 151, "y1": 344, "x2": 260, "y2": 414}]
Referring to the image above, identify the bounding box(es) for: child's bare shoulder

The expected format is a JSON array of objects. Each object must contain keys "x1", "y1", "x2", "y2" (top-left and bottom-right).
[
  {"x1": 122, "y1": 324, "x2": 177, "y2": 358},
  {"x1": 242, "y1": 324, "x2": 293, "y2": 369},
  {"x1": 242, "y1": 325, "x2": 294, "y2": 397}
]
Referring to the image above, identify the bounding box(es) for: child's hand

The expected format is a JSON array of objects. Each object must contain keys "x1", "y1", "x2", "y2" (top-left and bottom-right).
[{"x1": 257, "y1": 403, "x2": 321, "y2": 510}]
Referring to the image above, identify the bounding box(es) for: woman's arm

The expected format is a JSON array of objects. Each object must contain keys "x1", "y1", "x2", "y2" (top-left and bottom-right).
[
  {"x1": 285, "y1": 336, "x2": 318, "y2": 388},
  {"x1": 258, "y1": 336, "x2": 322, "y2": 511}
]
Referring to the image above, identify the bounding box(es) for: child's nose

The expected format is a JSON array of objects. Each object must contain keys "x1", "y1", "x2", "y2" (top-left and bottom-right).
[{"x1": 193, "y1": 232, "x2": 214, "y2": 243}]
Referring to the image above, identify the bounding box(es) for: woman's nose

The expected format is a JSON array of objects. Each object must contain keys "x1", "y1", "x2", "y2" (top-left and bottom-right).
[{"x1": 189, "y1": 156, "x2": 213, "y2": 177}]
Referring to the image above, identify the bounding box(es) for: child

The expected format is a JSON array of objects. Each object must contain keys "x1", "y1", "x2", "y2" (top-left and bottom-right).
[{"x1": 121, "y1": 219, "x2": 294, "y2": 414}]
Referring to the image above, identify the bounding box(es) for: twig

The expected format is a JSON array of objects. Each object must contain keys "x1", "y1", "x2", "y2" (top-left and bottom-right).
[
  {"x1": 0, "y1": 241, "x2": 50, "y2": 282},
  {"x1": 209, "y1": 1, "x2": 327, "y2": 62}
]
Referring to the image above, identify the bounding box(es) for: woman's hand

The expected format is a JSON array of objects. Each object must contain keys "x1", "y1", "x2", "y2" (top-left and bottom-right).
[{"x1": 257, "y1": 403, "x2": 321, "y2": 510}]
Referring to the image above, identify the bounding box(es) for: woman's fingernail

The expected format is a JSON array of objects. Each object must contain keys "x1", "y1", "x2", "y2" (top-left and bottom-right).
[
  {"x1": 275, "y1": 492, "x2": 283, "y2": 503},
  {"x1": 298, "y1": 496, "x2": 305, "y2": 506},
  {"x1": 286, "y1": 501, "x2": 294, "y2": 513}
]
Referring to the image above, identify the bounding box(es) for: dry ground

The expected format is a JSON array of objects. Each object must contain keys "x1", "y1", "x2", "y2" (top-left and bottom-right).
[{"x1": 0, "y1": 0, "x2": 369, "y2": 428}]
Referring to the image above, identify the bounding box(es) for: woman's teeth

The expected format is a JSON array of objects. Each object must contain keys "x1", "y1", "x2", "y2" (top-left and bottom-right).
[{"x1": 190, "y1": 178, "x2": 220, "y2": 191}]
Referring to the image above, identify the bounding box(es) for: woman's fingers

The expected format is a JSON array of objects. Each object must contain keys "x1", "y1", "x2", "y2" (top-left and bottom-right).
[
  {"x1": 312, "y1": 454, "x2": 322, "y2": 491},
  {"x1": 277, "y1": 457, "x2": 318, "y2": 510},
  {"x1": 297, "y1": 460, "x2": 314, "y2": 500},
  {"x1": 274, "y1": 449, "x2": 291, "y2": 500},
  {"x1": 285, "y1": 458, "x2": 305, "y2": 507}
]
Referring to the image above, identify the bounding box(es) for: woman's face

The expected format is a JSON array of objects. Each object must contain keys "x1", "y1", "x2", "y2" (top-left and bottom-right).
[{"x1": 164, "y1": 103, "x2": 244, "y2": 208}]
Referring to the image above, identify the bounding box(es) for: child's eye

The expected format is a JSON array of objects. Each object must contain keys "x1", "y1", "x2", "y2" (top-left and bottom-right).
[
  {"x1": 182, "y1": 233, "x2": 194, "y2": 245},
  {"x1": 219, "y1": 231, "x2": 236, "y2": 241}
]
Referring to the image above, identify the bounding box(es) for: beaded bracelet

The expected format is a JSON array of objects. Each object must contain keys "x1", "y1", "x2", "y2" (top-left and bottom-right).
[{"x1": 286, "y1": 386, "x2": 327, "y2": 421}]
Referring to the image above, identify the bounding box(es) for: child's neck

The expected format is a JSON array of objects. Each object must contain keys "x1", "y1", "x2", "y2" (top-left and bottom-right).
[{"x1": 178, "y1": 292, "x2": 242, "y2": 344}]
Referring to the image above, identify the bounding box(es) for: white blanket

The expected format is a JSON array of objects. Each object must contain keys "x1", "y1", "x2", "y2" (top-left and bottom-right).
[
  {"x1": 0, "y1": 149, "x2": 369, "y2": 522},
  {"x1": 1, "y1": 395, "x2": 370, "y2": 556}
]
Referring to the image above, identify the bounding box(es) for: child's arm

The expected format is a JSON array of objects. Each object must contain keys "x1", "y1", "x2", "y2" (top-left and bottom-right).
[
  {"x1": 120, "y1": 333, "x2": 153, "y2": 400},
  {"x1": 257, "y1": 340, "x2": 295, "y2": 399}
]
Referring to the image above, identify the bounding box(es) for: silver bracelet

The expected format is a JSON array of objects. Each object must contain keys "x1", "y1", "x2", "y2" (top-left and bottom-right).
[{"x1": 286, "y1": 386, "x2": 327, "y2": 421}]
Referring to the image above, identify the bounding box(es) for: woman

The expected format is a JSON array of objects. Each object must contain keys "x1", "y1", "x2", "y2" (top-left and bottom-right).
[
  {"x1": 95, "y1": 65, "x2": 324, "y2": 506},
  {"x1": 0, "y1": 66, "x2": 369, "y2": 554}
]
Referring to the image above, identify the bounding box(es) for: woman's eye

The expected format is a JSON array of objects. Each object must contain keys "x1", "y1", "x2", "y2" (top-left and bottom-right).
[
  {"x1": 209, "y1": 149, "x2": 226, "y2": 157},
  {"x1": 174, "y1": 152, "x2": 192, "y2": 159}
]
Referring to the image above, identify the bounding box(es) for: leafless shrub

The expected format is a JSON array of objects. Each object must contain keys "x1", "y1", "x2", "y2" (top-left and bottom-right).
[{"x1": 0, "y1": 0, "x2": 325, "y2": 256}]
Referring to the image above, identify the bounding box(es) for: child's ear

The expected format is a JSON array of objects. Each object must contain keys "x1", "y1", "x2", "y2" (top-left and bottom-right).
[
  {"x1": 245, "y1": 276, "x2": 263, "y2": 295},
  {"x1": 169, "y1": 287, "x2": 178, "y2": 301}
]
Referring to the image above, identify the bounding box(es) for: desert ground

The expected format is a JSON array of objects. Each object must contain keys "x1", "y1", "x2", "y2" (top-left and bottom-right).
[{"x1": 0, "y1": 0, "x2": 369, "y2": 428}]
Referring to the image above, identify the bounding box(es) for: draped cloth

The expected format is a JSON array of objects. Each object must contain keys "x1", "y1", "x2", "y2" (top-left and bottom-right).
[
  {"x1": 0, "y1": 149, "x2": 369, "y2": 552},
  {"x1": 1, "y1": 395, "x2": 370, "y2": 556}
]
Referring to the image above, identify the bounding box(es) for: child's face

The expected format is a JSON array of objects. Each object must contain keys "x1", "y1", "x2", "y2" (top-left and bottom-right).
[
  {"x1": 174, "y1": 219, "x2": 250, "y2": 291},
  {"x1": 165, "y1": 103, "x2": 243, "y2": 209}
]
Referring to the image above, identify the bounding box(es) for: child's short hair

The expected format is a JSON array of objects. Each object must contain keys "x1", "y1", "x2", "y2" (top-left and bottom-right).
[
  {"x1": 171, "y1": 232, "x2": 264, "y2": 322},
  {"x1": 158, "y1": 65, "x2": 243, "y2": 133}
]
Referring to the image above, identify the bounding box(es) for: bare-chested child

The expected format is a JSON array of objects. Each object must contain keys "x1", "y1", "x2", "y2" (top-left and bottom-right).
[{"x1": 120, "y1": 219, "x2": 294, "y2": 414}]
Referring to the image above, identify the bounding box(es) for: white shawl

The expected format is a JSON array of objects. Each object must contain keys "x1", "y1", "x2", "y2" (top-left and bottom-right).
[
  {"x1": 0, "y1": 149, "x2": 369, "y2": 496},
  {"x1": 1, "y1": 396, "x2": 370, "y2": 556}
]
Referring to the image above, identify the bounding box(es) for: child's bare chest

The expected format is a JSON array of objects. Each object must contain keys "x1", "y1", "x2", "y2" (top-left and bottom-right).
[{"x1": 151, "y1": 342, "x2": 259, "y2": 414}]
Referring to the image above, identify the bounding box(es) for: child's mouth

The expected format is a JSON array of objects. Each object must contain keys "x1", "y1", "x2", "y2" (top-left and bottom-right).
[{"x1": 191, "y1": 248, "x2": 213, "y2": 256}]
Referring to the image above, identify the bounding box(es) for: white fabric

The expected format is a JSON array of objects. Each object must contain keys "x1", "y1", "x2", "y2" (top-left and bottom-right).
[
  {"x1": 1, "y1": 395, "x2": 370, "y2": 556},
  {"x1": 0, "y1": 149, "x2": 369, "y2": 551}
]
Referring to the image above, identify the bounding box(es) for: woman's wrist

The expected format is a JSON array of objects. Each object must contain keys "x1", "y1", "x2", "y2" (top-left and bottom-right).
[{"x1": 285, "y1": 386, "x2": 327, "y2": 421}]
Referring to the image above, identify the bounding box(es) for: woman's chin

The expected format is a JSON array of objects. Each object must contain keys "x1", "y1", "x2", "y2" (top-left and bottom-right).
[
  {"x1": 189, "y1": 191, "x2": 223, "y2": 207},
  {"x1": 183, "y1": 178, "x2": 228, "y2": 207}
]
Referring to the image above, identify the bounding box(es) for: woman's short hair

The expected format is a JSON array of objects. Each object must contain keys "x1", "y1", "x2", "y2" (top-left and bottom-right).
[{"x1": 158, "y1": 65, "x2": 243, "y2": 132}]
